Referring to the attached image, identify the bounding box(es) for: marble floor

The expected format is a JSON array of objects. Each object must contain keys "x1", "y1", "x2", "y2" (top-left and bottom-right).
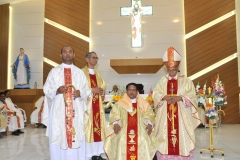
[{"x1": 0, "y1": 124, "x2": 240, "y2": 160}]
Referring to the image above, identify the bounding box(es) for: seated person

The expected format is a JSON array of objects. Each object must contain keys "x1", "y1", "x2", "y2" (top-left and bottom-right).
[
  {"x1": 104, "y1": 83, "x2": 157, "y2": 160},
  {"x1": 14, "y1": 104, "x2": 27, "y2": 123},
  {"x1": 30, "y1": 96, "x2": 46, "y2": 128},
  {"x1": 0, "y1": 104, "x2": 7, "y2": 138},
  {"x1": 109, "y1": 85, "x2": 121, "y2": 95},
  {"x1": 5, "y1": 90, "x2": 27, "y2": 123},
  {"x1": 0, "y1": 92, "x2": 21, "y2": 136},
  {"x1": 3, "y1": 91, "x2": 24, "y2": 134},
  {"x1": 136, "y1": 84, "x2": 144, "y2": 94}
]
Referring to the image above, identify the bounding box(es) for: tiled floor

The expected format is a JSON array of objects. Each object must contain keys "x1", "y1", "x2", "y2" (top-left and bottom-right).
[
  {"x1": 0, "y1": 127, "x2": 49, "y2": 160},
  {"x1": 0, "y1": 124, "x2": 240, "y2": 160}
]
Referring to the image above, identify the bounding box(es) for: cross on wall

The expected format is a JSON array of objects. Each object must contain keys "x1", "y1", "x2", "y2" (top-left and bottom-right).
[{"x1": 120, "y1": 0, "x2": 153, "y2": 48}]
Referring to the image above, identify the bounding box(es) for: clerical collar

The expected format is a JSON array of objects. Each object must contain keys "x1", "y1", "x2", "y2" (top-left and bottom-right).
[
  {"x1": 168, "y1": 75, "x2": 178, "y2": 80},
  {"x1": 61, "y1": 63, "x2": 73, "y2": 68},
  {"x1": 131, "y1": 98, "x2": 136, "y2": 103},
  {"x1": 88, "y1": 68, "x2": 95, "y2": 75}
]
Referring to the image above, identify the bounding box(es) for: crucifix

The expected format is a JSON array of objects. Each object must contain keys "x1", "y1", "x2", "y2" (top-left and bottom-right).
[
  {"x1": 170, "y1": 83, "x2": 175, "y2": 96},
  {"x1": 120, "y1": 0, "x2": 153, "y2": 48}
]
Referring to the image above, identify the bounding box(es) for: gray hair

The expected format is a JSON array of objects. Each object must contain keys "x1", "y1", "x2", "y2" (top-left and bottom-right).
[{"x1": 86, "y1": 51, "x2": 96, "y2": 58}]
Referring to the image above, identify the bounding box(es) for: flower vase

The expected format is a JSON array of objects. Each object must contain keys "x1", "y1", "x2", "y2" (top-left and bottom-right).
[
  {"x1": 207, "y1": 116, "x2": 216, "y2": 120},
  {"x1": 215, "y1": 101, "x2": 224, "y2": 106}
]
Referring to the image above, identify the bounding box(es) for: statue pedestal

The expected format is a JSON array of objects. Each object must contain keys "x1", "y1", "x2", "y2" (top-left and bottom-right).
[{"x1": 13, "y1": 84, "x2": 30, "y2": 89}]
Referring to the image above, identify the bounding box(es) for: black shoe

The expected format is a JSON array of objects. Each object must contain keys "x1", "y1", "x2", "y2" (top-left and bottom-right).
[
  {"x1": 17, "y1": 129, "x2": 24, "y2": 134},
  {"x1": 91, "y1": 156, "x2": 104, "y2": 160},
  {"x1": 12, "y1": 131, "x2": 20, "y2": 136},
  {"x1": 198, "y1": 124, "x2": 204, "y2": 128}
]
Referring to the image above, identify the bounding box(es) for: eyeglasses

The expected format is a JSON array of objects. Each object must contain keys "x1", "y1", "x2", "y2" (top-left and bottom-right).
[{"x1": 91, "y1": 56, "x2": 99, "y2": 60}]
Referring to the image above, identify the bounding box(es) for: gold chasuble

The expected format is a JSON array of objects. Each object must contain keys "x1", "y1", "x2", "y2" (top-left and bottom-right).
[
  {"x1": 153, "y1": 74, "x2": 200, "y2": 157},
  {"x1": 82, "y1": 66, "x2": 106, "y2": 142},
  {"x1": 104, "y1": 93, "x2": 157, "y2": 160},
  {"x1": 64, "y1": 68, "x2": 75, "y2": 148}
]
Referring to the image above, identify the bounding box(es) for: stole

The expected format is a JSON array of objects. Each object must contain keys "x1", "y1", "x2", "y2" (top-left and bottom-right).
[
  {"x1": 89, "y1": 74, "x2": 102, "y2": 142},
  {"x1": 126, "y1": 103, "x2": 138, "y2": 160},
  {"x1": 167, "y1": 79, "x2": 179, "y2": 155}
]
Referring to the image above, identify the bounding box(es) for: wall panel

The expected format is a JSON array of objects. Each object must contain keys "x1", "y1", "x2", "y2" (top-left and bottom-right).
[
  {"x1": 44, "y1": 0, "x2": 89, "y2": 84},
  {"x1": 185, "y1": 0, "x2": 235, "y2": 33},
  {"x1": 0, "y1": 4, "x2": 9, "y2": 89},
  {"x1": 184, "y1": 0, "x2": 239, "y2": 123},
  {"x1": 43, "y1": 62, "x2": 53, "y2": 84},
  {"x1": 44, "y1": 23, "x2": 88, "y2": 65},
  {"x1": 193, "y1": 59, "x2": 240, "y2": 124},
  {"x1": 45, "y1": 0, "x2": 89, "y2": 37},
  {"x1": 186, "y1": 16, "x2": 237, "y2": 76}
]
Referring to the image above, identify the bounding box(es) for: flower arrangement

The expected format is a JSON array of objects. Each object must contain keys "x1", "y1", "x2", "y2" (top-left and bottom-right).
[
  {"x1": 111, "y1": 85, "x2": 126, "y2": 102},
  {"x1": 195, "y1": 82, "x2": 206, "y2": 107},
  {"x1": 205, "y1": 103, "x2": 217, "y2": 119},
  {"x1": 211, "y1": 74, "x2": 227, "y2": 106},
  {"x1": 145, "y1": 89, "x2": 155, "y2": 112},
  {"x1": 112, "y1": 95, "x2": 121, "y2": 102}
]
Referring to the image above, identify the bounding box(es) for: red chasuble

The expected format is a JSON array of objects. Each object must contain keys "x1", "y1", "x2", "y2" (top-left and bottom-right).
[
  {"x1": 64, "y1": 68, "x2": 75, "y2": 148},
  {"x1": 38, "y1": 101, "x2": 44, "y2": 123},
  {"x1": 89, "y1": 74, "x2": 102, "y2": 142},
  {"x1": 126, "y1": 103, "x2": 138, "y2": 160},
  {"x1": 167, "y1": 79, "x2": 179, "y2": 155}
]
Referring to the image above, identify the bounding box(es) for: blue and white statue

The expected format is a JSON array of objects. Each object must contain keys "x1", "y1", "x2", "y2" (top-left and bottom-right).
[{"x1": 11, "y1": 48, "x2": 30, "y2": 86}]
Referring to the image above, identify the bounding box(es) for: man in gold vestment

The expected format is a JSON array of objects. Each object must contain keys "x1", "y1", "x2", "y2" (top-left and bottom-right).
[
  {"x1": 104, "y1": 83, "x2": 156, "y2": 160},
  {"x1": 82, "y1": 51, "x2": 106, "y2": 159},
  {"x1": 153, "y1": 47, "x2": 201, "y2": 160}
]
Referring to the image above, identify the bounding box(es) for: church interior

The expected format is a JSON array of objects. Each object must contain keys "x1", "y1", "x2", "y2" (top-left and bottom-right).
[{"x1": 0, "y1": 0, "x2": 240, "y2": 159}]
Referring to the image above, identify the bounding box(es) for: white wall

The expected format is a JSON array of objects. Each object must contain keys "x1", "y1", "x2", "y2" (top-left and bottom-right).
[
  {"x1": 8, "y1": 0, "x2": 44, "y2": 89},
  {"x1": 90, "y1": 0, "x2": 186, "y2": 93}
]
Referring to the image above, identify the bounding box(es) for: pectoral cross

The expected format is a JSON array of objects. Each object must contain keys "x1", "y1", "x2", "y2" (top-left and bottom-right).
[
  {"x1": 120, "y1": 0, "x2": 153, "y2": 48},
  {"x1": 170, "y1": 88, "x2": 175, "y2": 95}
]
